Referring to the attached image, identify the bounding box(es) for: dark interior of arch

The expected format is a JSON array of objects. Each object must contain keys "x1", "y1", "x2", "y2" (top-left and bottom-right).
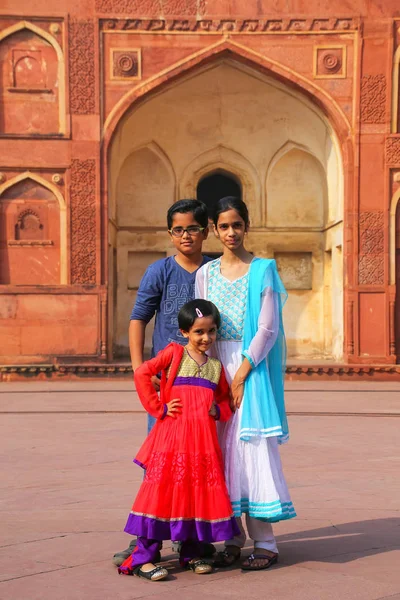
[{"x1": 197, "y1": 172, "x2": 242, "y2": 218}]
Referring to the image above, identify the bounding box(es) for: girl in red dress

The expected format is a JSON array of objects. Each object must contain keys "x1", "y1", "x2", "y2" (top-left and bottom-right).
[{"x1": 118, "y1": 299, "x2": 239, "y2": 581}]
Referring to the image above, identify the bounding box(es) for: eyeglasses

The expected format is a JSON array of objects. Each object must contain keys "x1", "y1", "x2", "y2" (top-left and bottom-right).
[{"x1": 168, "y1": 226, "x2": 205, "y2": 238}]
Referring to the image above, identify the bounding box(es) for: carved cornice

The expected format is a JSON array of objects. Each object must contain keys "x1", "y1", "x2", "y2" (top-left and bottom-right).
[{"x1": 100, "y1": 17, "x2": 358, "y2": 33}]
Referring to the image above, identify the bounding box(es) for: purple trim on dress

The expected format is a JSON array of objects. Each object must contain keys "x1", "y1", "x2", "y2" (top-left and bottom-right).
[
  {"x1": 160, "y1": 404, "x2": 168, "y2": 420},
  {"x1": 214, "y1": 404, "x2": 221, "y2": 420},
  {"x1": 124, "y1": 513, "x2": 240, "y2": 543},
  {"x1": 173, "y1": 376, "x2": 217, "y2": 390},
  {"x1": 133, "y1": 458, "x2": 146, "y2": 469}
]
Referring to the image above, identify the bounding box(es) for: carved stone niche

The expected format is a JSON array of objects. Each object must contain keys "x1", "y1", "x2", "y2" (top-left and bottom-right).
[
  {"x1": 0, "y1": 178, "x2": 59, "y2": 285},
  {"x1": 11, "y1": 208, "x2": 51, "y2": 244},
  {"x1": 0, "y1": 28, "x2": 60, "y2": 135},
  {"x1": 275, "y1": 252, "x2": 313, "y2": 290}
]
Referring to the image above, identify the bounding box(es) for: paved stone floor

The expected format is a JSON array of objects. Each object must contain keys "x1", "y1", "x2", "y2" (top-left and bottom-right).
[{"x1": 1, "y1": 380, "x2": 399, "y2": 600}]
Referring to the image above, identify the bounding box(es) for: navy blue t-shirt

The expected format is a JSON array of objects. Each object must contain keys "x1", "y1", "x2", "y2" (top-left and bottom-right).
[{"x1": 130, "y1": 255, "x2": 212, "y2": 357}]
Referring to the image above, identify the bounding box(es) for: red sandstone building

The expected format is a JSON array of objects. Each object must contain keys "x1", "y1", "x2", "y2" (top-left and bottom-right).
[{"x1": 1, "y1": 1, "x2": 400, "y2": 376}]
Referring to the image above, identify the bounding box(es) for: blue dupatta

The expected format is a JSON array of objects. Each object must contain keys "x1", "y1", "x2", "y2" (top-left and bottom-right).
[{"x1": 240, "y1": 258, "x2": 289, "y2": 444}]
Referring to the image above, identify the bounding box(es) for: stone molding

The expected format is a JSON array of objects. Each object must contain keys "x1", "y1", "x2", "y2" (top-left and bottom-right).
[
  {"x1": 99, "y1": 17, "x2": 358, "y2": 32},
  {"x1": 2, "y1": 363, "x2": 400, "y2": 381}
]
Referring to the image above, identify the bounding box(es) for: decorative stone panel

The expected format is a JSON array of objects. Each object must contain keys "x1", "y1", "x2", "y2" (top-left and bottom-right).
[
  {"x1": 360, "y1": 75, "x2": 386, "y2": 124},
  {"x1": 95, "y1": 0, "x2": 205, "y2": 14},
  {"x1": 386, "y1": 138, "x2": 400, "y2": 166},
  {"x1": 358, "y1": 211, "x2": 384, "y2": 285},
  {"x1": 69, "y1": 19, "x2": 95, "y2": 115},
  {"x1": 111, "y1": 49, "x2": 141, "y2": 80},
  {"x1": 70, "y1": 160, "x2": 97, "y2": 284},
  {"x1": 99, "y1": 17, "x2": 358, "y2": 32},
  {"x1": 314, "y1": 46, "x2": 346, "y2": 79}
]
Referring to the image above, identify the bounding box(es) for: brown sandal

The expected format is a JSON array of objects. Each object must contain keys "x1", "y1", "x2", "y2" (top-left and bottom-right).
[
  {"x1": 213, "y1": 545, "x2": 241, "y2": 568},
  {"x1": 241, "y1": 552, "x2": 278, "y2": 571}
]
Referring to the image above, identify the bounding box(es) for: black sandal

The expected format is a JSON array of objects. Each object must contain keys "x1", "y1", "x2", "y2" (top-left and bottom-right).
[
  {"x1": 213, "y1": 545, "x2": 241, "y2": 568},
  {"x1": 186, "y1": 558, "x2": 213, "y2": 574},
  {"x1": 132, "y1": 564, "x2": 169, "y2": 581},
  {"x1": 241, "y1": 552, "x2": 278, "y2": 571}
]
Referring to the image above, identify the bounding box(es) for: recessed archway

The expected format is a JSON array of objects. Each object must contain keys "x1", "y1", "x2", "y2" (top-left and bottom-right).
[
  {"x1": 107, "y1": 56, "x2": 344, "y2": 361},
  {"x1": 197, "y1": 170, "x2": 242, "y2": 217},
  {"x1": 0, "y1": 172, "x2": 67, "y2": 285}
]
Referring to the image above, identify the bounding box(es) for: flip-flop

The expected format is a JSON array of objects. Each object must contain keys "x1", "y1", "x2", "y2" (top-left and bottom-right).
[
  {"x1": 214, "y1": 546, "x2": 241, "y2": 568},
  {"x1": 241, "y1": 552, "x2": 278, "y2": 571}
]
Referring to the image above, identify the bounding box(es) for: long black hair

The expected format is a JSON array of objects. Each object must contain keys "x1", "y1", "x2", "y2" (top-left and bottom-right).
[
  {"x1": 212, "y1": 196, "x2": 249, "y2": 229},
  {"x1": 178, "y1": 299, "x2": 221, "y2": 332}
]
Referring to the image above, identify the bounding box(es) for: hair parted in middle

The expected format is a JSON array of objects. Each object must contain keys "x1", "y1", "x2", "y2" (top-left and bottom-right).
[
  {"x1": 167, "y1": 199, "x2": 209, "y2": 229},
  {"x1": 178, "y1": 299, "x2": 221, "y2": 332},
  {"x1": 212, "y1": 196, "x2": 250, "y2": 229}
]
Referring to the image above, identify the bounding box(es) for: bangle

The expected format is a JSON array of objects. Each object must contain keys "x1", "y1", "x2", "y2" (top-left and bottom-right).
[{"x1": 160, "y1": 404, "x2": 168, "y2": 420}]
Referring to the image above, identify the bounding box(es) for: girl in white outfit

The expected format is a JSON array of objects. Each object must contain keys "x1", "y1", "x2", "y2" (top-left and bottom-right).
[{"x1": 195, "y1": 196, "x2": 296, "y2": 571}]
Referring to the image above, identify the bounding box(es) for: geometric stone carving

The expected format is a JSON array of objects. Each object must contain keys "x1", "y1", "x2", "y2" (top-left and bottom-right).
[
  {"x1": 360, "y1": 75, "x2": 386, "y2": 124},
  {"x1": 386, "y1": 138, "x2": 400, "y2": 166},
  {"x1": 96, "y1": 0, "x2": 162, "y2": 12},
  {"x1": 111, "y1": 49, "x2": 141, "y2": 80},
  {"x1": 98, "y1": 16, "x2": 358, "y2": 32},
  {"x1": 69, "y1": 20, "x2": 95, "y2": 114},
  {"x1": 70, "y1": 160, "x2": 96, "y2": 284},
  {"x1": 358, "y1": 255, "x2": 384, "y2": 285},
  {"x1": 358, "y1": 211, "x2": 385, "y2": 285},
  {"x1": 96, "y1": 0, "x2": 201, "y2": 14},
  {"x1": 275, "y1": 252, "x2": 313, "y2": 290},
  {"x1": 314, "y1": 46, "x2": 345, "y2": 79}
]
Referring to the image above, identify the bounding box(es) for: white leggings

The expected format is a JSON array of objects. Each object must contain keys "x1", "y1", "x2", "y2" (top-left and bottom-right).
[{"x1": 225, "y1": 515, "x2": 278, "y2": 553}]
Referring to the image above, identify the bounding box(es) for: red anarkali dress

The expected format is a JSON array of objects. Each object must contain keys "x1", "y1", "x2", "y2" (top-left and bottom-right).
[{"x1": 123, "y1": 342, "x2": 239, "y2": 542}]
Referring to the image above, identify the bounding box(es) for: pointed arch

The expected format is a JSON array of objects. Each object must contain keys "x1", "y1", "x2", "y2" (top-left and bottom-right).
[
  {"x1": 0, "y1": 172, "x2": 67, "y2": 283},
  {"x1": 390, "y1": 187, "x2": 400, "y2": 284},
  {"x1": 103, "y1": 39, "x2": 351, "y2": 153},
  {"x1": 0, "y1": 21, "x2": 66, "y2": 134},
  {"x1": 267, "y1": 140, "x2": 325, "y2": 175},
  {"x1": 114, "y1": 141, "x2": 176, "y2": 225},
  {"x1": 392, "y1": 45, "x2": 400, "y2": 133}
]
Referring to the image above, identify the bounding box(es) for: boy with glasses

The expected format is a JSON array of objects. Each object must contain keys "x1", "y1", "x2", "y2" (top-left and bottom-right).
[{"x1": 113, "y1": 199, "x2": 212, "y2": 566}]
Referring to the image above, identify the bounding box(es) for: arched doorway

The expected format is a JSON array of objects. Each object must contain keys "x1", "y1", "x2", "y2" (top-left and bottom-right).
[
  {"x1": 197, "y1": 171, "x2": 242, "y2": 217},
  {"x1": 108, "y1": 58, "x2": 344, "y2": 361}
]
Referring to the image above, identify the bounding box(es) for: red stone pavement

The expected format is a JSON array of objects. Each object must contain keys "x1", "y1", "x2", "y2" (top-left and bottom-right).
[{"x1": 0, "y1": 381, "x2": 399, "y2": 600}]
